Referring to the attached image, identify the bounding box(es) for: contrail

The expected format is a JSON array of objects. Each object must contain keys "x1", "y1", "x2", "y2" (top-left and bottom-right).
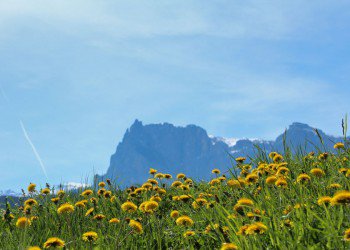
[
  {"x1": 1, "y1": 85, "x2": 49, "y2": 180},
  {"x1": 20, "y1": 120, "x2": 49, "y2": 180}
]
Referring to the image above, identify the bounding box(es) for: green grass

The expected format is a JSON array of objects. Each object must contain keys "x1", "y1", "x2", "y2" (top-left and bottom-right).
[{"x1": 1, "y1": 144, "x2": 350, "y2": 249}]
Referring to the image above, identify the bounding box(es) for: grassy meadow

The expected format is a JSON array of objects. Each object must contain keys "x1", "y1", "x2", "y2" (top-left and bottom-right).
[{"x1": 1, "y1": 140, "x2": 350, "y2": 249}]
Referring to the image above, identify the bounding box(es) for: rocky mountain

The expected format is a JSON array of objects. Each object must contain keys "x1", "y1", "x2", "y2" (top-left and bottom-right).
[
  {"x1": 97, "y1": 120, "x2": 344, "y2": 185},
  {"x1": 0, "y1": 190, "x2": 21, "y2": 208},
  {"x1": 0, "y1": 189, "x2": 21, "y2": 197}
]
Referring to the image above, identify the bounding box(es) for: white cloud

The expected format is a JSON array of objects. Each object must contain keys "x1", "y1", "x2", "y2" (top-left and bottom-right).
[{"x1": 1, "y1": 0, "x2": 347, "y2": 42}]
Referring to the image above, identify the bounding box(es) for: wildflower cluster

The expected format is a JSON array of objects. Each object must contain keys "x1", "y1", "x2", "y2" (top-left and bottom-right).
[{"x1": 1, "y1": 142, "x2": 350, "y2": 249}]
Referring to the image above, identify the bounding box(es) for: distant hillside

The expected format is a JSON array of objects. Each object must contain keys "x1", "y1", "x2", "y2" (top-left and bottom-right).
[
  {"x1": 0, "y1": 196, "x2": 20, "y2": 209},
  {"x1": 97, "y1": 120, "x2": 343, "y2": 185}
]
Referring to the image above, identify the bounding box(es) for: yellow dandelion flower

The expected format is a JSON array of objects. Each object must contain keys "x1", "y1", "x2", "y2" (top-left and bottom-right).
[
  {"x1": 209, "y1": 178, "x2": 221, "y2": 186},
  {"x1": 16, "y1": 217, "x2": 31, "y2": 229},
  {"x1": 98, "y1": 182, "x2": 106, "y2": 188},
  {"x1": 164, "y1": 174, "x2": 172, "y2": 179},
  {"x1": 145, "y1": 201, "x2": 159, "y2": 213},
  {"x1": 28, "y1": 183, "x2": 36, "y2": 193},
  {"x1": 93, "y1": 214, "x2": 105, "y2": 221},
  {"x1": 170, "y1": 210, "x2": 179, "y2": 218},
  {"x1": 90, "y1": 197, "x2": 98, "y2": 204},
  {"x1": 273, "y1": 154, "x2": 283, "y2": 163},
  {"x1": 317, "y1": 196, "x2": 332, "y2": 206},
  {"x1": 57, "y1": 203, "x2": 74, "y2": 214},
  {"x1": 192, "y1": 198, "x2": 207, "y2": 209},
  {"x1": 297, "y1": 173, "x2": 311, "y2": 183},
  {"x1": 82, "y1": 231, "x2": 98, "y2": 242},
  {"x1": 51, "y1": 198, "x2": 60, "y2": 204},
  {"x1": 283, "y1": 205, "x2": 293, "y2": 215},
  {"x1": 172, "y1": 195, "x2": 180, "y2": 201},
  {"x1": 30, "y1": 216, "x2": 38, "y2": 221},
  {"x1": 218, "y1": 176, "x2": 226, "y2": 182},
  {"x1": 171, "y1": 181, "x2": 182, "y2": 188},
  {"x1": 81, "y1": 189, "x2": 93, "y2": 196},
  {"x1": 97, "y1": 188, "x2": 106, "y2": 196},
  {"x1": 147, "y1": 179, "x2": 158, "y2": 185},
  {"x1": 75, "y1": 200, "x2": 87, "y2": 208},
  {"x1": 154, "y1": 173, "x2": 165, "y2": 179},
  {"x1": 275, "y1": 178, "x2": 288, "y2": 188},
  {"x1": 85, "y1": 208, "x2": 94, "y2": 217},
  {"x1": 276, "y1": 167, "x2": 289, "y2": 176},
  {"x1": 184, "y1": 178, "x2": 193, "y2": 184},
  {"x1": 246, "y1": 222, "x2": 268, "y2": 235},
  {"x1": 177, "y1": 173, "x2": 186, "y2": 179},
  {"x1": 269, "y1": 152, "x2": 279, "y2": 159},
  {"x1": 282, "y1": 219, "x2": 294, "y2": 228},
  {"x1": 57, "y1": 190, "x2": 65, "y2": 198},
  {"x1": 157, "y1": 188, "x2": 166, "y2": 195},
  {"x1": 134, "y1": 187, "x2": 146, "y2": 195},
  {"x1": 236, "y1": 225, "x2": 249, "y2": 235},
  {"x1": 328, "y1": 183, "x2": 341, "y2": 189},
  {"x1": 294, "y1": 203, "x2": 303, "y2": 209},
  {"x1": 277, "y1": 162, "x2": 288, "y2": 168},
  {"x1": 139, "y1": 201, "x2": 147, "y2": 213},
  {"x1": 310, "y1": 168, "x2": 325, "y2": 177},
  {"x1": 212, "y1": 169, "x2": 221, "y2": 174},
  {"x1": 149, "y1": 168, "x2": 157, "y2": 174},
  {"x1": 41, "y1": 188, "x2": 50, "y2": 195},
  {"x1": 104, "y1": 191, "x2": 112, "y2": 198},
  {"x1": 266, "y1": 176, "x2": 277, "y2": 185},
  {"x1": 141, "y1": 183, "x2": 153, "y2": 189},
  {"x1": 227, "y1": 180, "x2": 241, "y2": 188},
  {"x1": 318, "y1": 152, "x2": 328, "y2": 161},
  {"x1": 24, "y1": 205, "x2": 32, "y2": 213},
  {"x1": 179, "y1": 194, "x2": 192, "y2": 202},
  {"x1": 109, "y1": 218, "x2": 120, "y2": 224},
  {"x1": 121, "y1": 201, "x2": 138, "y2": 213},
  {"x1": 129, "y1": 219, "x2": 143, "y2": 234},
  {"x1": 205, "y1": 224, "x2": 213, "y2": 233},
  {"x1": 27, "y1": 246, "x2": 41, "y2": 250},
  {"x1": 243, "y1": 164, "x2": 252, "y2": 171},
  {"x1": 236, "y1": 198, "x2": 254, "y2": 206},
  {"x1": 331, "y1": 190, "x2": 350, "y2": 205},
  {"x1": 146, "y1": 195, "x2": 159, "y2": 202},
  {"x1": 339, "y1": 168, "x2": 348, "y2": 175},
  {"x1": 245, "y1": 174, "x2": 259, "y2": 184},
  {"x1": 43, "y1": 237, "x2": 65, "y2": 249},
  {"x1": 344, "y1": 228, "x2": 350, "y2": 241},
  {"x1": 176, "y1": 216, "x2": 194, "y2": 226},
  {"x1": 183, "y1": 231, "x2": 195, "y2": 238},
  {"x1": 220, "y1": 243, "x2": 238, "y2": 250},
  {"x1": 235, "y1": 157, "x2": 246, "y2": 163},
  {"x1": 334, "y1": 142, "x2": 345, "y2": 149},
  {"x1": 24, "y1": 198, "x2": 38, "y2": 207},
  {"x1": 110, "y1": 196, "x2": 117, "y2": 203}
]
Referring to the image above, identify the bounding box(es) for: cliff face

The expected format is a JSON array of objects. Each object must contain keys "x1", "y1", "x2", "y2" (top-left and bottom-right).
[
  {"x1": 98, "y1": 120, "x2": 343, "y2": 185},
  {"x1": 274, "y1": 122, "x2": 338, "y2": 152},
  {"x1": 102, "y1": 120, "x2": 231, "y2": 185}
]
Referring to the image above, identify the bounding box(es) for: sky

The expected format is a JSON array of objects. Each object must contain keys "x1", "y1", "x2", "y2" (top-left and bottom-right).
[{"x1": 0, "y1": 1, "x2": 350, "y2": 191}]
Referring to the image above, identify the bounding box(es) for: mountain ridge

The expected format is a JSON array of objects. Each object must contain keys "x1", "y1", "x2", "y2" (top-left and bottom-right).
[{"x1": 97, "y1": 120, "x2": 344, "y2": 185}]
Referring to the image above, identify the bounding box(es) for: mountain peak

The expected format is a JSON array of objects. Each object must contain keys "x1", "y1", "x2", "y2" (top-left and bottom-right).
[
  {"x1": 97, "y1": 120, "x2": 341, "y2": 185},
  {"x1": 289, "y1": 122, "x2": 313, "y2": 130},
  {"x1": 130, "y1": 119, "x2": 143, "y2": 129}
]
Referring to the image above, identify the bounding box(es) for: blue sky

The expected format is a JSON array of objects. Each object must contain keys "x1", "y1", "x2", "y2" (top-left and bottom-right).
[{"x1": 0, "y1": 1, "x2": 349, "y2": 191}]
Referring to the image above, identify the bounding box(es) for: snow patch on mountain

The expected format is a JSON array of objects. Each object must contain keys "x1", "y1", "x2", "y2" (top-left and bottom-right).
[
  {"x1": 56, "y1": 182, "x2": 89, "y2": 191},
  {"x1": 0, "y1": 189, "x2": 21, "y2": 197},
  {"x1": 209, "y1": 136, "x2": 239, "y2": 147}
]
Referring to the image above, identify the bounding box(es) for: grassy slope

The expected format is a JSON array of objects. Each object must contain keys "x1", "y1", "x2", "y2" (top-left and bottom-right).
[{"x1": 1, "y1": 145, "x2": 350, "y2": 249}]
